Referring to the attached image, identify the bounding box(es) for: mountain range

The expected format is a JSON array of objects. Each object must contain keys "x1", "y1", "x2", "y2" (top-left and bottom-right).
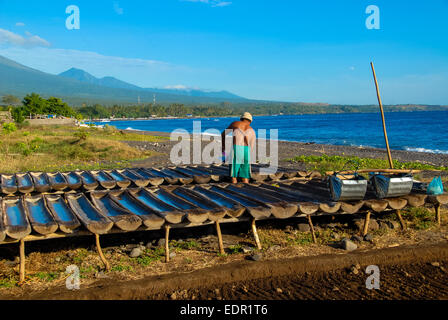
[{"x1": 0, "y1": 55, "x2": 247, "y2": 105}]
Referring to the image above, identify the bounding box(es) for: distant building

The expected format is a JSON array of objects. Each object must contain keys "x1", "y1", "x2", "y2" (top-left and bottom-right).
[{"x1": 0, "y1": 111, "x2": 12, "y2": 123}]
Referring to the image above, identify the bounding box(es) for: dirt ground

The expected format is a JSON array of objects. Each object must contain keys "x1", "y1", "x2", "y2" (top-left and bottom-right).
[
  {"x1": 1, "y1": 129, "x2": 447, "y2": 300},
  {"x1": 1, "y1": 207, "x2": 447, "y2": 300}
]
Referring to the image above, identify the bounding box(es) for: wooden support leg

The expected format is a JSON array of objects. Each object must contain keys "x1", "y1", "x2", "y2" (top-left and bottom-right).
[
  {"x1": 95, "y1": 234, "x2": 110, "y2": 271},
  {"x1": 19, "y1": 239, "x2": 26, "y2": 285},
  {"x1": 362, "y1": 211, "x2": 371, "y2": 237},
  {"x1": 307, "y1": 215, "x2": 317, "y2": 244},
  {"x1": 251, "y1": 218, "x2": 262, "y2": 250},
  {"x1": 396, "y1": 209, "x2": 407, "y2": 230},
  {"x1": 435, "y1": 204, "x2": 441, "y2": 226},
  {"x1": 165, "y1": 225, "x2": 170, "y2": 263},
  {"x1": 215, "y1": 221, "x2": 225, "y2": 255}
]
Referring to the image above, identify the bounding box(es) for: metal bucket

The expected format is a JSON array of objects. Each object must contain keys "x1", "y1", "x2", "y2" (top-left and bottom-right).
[
  {"x1": 328, "y1": 175, "x2": 368, "y2": 201},
  {"x1": 370, "y1": 173, "x2": 413, "y2": 199}
]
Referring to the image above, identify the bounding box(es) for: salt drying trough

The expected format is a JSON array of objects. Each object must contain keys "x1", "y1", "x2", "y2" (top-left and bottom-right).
[{"x1": 0, "y1": 164, "x2": 446, "y2": 283}]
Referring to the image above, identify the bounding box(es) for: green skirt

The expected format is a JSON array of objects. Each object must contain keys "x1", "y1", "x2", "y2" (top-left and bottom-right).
[{"x1": 229, "y1": 145, "x2": 251, "y2": 179}]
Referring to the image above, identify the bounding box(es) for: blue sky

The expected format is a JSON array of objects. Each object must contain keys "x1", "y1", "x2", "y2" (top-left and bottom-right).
[{"x1": 0, "y1": 0, "x2": 447, "y2": 104}]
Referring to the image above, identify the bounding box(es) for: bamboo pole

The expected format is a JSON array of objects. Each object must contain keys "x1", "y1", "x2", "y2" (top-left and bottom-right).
[
  {"x1": 435, "y1": 204, "x2": 441, "y2": 226},
  {"x1": 307, "y1": 215, "x2": 317, "y2": 244},
  {"x1": 396, "y1": 209, "x2": 407, "y2": 230},
  {"x1": 165, "y1": 225, "x2": 170, "y2": 263},
  {"x1": 95, "y1": 234, "x2": 110, "y2": 271},
  {"x1": 19, "y1": 239, "x2": 25, "y2": 285},
  {"x1": 251, "y1": 218, "x2": 262, "y2": 250},
  {"x1": 371, "y1": 62, "x2": 394, "y2": 169},
  {"x1": 362, "y1": 211, "x2": 371, "y2": 237},
  {"x1": 215, "y1": 221, "x2": 225, "y2": 255}
]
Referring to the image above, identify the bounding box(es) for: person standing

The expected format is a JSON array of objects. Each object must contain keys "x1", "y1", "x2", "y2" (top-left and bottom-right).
[{"x1": 221, "y1": 112, "x2": 256, "y2": 184}]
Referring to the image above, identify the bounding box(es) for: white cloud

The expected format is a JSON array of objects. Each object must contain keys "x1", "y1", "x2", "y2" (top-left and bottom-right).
[
  {"x1": 182, "y1": 0, "x2": 232, "y2": 7},
  {"x1": 0, "y1": 47, "x2": 170, "y2": 74},
  {"x1": 113, "y1": 1, "x2": 124, "y2": 15},
  {"x1": 15, "y1": 22, "x2": 25, "y2": 27},
  {"x1": 0, "y1": 46, "x2": 194, "y2": 88},
  {"x1": 0, "y1": 28, "x2": 50, "y2": 48},
  {"x1": 163, "y1": 84, "x2": 201, "y2": 90},
  {"x1": 164, "y1": 84, "x2": 189, "y2": 90}
]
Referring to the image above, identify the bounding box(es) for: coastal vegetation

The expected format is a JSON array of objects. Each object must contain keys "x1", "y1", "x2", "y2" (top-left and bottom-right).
[
  {"x1": 2, "y1": 93, "x2": 447, "y2": 121},
  {"x1": 0, "y1": 124, "x2": 166, "y2": 173},
  {"x1": 287, "y1": 154, "x2": 448, "y2": 174},
  {"x1": 76, "y1": 102, "x2": 448, "y2": 120}
]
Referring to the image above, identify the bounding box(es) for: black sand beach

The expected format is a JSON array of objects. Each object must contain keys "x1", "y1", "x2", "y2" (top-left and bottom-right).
[{"x1": 124, "y1": 130, "x2": 448, "y2": 170}]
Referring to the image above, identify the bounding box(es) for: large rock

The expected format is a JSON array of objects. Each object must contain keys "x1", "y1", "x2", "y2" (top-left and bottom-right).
[
  {"x1": 248, "y1": 253, "x2": 263, "y2": 261},
  {"x1": 129, "y1": 247, "x2": 142, "y2": 258},
  {"x1": 297, "y1": 223, "x2": 310, "y2": 232},
  {"x1": 340, "y1": 238, "x2": 358, "y2": 251}
]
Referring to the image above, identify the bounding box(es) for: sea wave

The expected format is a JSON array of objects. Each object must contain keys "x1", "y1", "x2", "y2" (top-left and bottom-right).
[
  {"x1": 125, "y1": 127, "x2": 142, "y2": 131},
  {"x1": 404, "y1": 147, "x2": 448, "y2": 154},
  {"x1": 202, "y1": 132, "x2": 220, "y2": 137}
]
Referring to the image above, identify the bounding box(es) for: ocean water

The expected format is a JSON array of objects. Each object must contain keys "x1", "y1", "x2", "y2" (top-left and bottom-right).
[{"x1": 91, "y1": 111, "x2": 448, "y2": 154}]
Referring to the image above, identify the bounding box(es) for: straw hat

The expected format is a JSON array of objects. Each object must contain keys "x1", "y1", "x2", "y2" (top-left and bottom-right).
[{"x1": 241, "y1": 112, "x2": 253, "y2": 122}]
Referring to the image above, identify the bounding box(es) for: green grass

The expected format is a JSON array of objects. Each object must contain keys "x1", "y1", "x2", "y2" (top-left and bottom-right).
[
  {"x1": 401, "y1": 207, "x2": 435, "y2": 230},
  {"x1": 79, "y1": 266, "x2": 97, "y2": 279},
  {"x1": 287, "y1": 232, "x2": 314, "y2": 245},
  {"x1": 31, "y1": 271, "x2": 60, "y2": 282},
  {"x1": 287, "y1": 229, "x2": 340, "y2": 246},
  {"x1": 111, "y1": 264, "x2": 134, "y2": 272},
  {"x1": 227, "y1": 244, "x2": 243, "y2": 254},
  {"x1": 286, "y1": 154, "x2": 447, "y2": 174},
  {"x1": 133, "y1": 247, "x2": 165, "y2": 266},
  {"x1": 72, "y1": 248, "x2": 90, "y2": 264},
  {"x1": 0, "y1": 124, "x2": 160, "y2": 173},
  {"x1": 0, "y1": 277, "x2": 17, "y2": 288},
  {"x1": 170, "y1": 240, "x2": 200, "y2": 251}
]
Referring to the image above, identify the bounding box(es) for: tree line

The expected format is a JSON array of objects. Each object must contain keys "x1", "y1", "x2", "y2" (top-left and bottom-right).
[
  {"x1": 2, "y1": 93, "x2": 447, "y2": 123},
  {"x1": 1, "y1": 93, "x2": 80, "y2": 123}
]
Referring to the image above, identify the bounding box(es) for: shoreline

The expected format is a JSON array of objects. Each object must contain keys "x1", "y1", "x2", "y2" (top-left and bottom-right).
[
  {"x1": 88, "y1": 109, "x2": 448, "y2": 122},
  {"x1": 124, "y1": 129, "x2": 448, "y2": 168}
]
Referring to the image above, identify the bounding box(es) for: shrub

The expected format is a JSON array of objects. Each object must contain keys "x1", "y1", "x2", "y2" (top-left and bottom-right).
[
  {"x1": 73, "y1": 129, "x2": 90, "y2": 141},
  {"x1": 2, "y1": 122, "x2": 17, "y2": 134},
  {"x1": 15, "y1": 141, "x2": 40, "y2": 156}
]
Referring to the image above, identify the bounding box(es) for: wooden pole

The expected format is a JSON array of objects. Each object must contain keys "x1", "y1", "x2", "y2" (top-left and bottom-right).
[
  {"x1": 251, "y1": 218, "x2": 262, "y2": 250},
  {"x1": 215, "y1": 221, "x2": 225, "y2": 255},
  {"x1": 19, "y1": 239, "x2": 25, "y2": 285},
  {"x1": 435, "y1": 204, "x2": 441, "y2": 226},
  {"x1": 95, "y1": 234, "x2": 110, "y2": 271},
  {"x1": 165, "y1": 225, "x2": 170, "y2": 263},
  {"x1": 396, "y1": 209, "x2": 407, "y2": 230},
  {"x1": 371, "y1": 62, "x2": 394, "y2": 169},
  {"x1": 307, "y1": 215, "x2": 317, "y2": 244},
  {"x1": 362, "y1": 211, "x2": 371, "y2": 237}
]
